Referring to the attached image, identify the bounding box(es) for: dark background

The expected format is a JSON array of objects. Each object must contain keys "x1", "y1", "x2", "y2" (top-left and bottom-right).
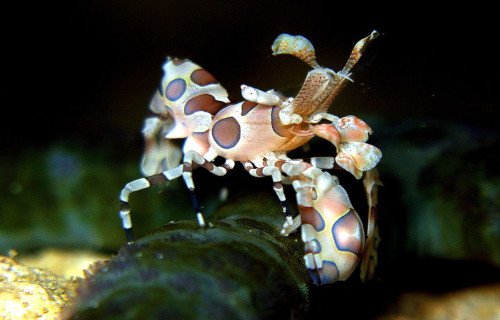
[{"x1": 3, "y1": 2, "x2": 497, "y2": 151}]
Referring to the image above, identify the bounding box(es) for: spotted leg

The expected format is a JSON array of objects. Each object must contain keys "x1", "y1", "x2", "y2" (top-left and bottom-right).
[{"x1": 119, "y1": 165, "x2": 184, "y2": 243}]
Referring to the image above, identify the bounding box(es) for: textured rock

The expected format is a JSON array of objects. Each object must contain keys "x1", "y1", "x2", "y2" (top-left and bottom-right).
[{"x1": 0, "y1": 256, "x2": 78, "y2": 319}]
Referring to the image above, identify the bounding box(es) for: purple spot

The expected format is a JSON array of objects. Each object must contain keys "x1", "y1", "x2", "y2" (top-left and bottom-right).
[
  {"x1": 190, "y1": 69, "x2": 218, "y2": 86},
  {"x1": 166, "y1": 78, "x2": 186, "y2": 101},
  {"x1": 331, "y1": 210, "x2": 363, "y2": 255},
  {"x1": 211, "y1": 117, "x2": 241, "y2": 149},
  {"x1": 184, "y1": 94, "x2": 226, "y2": 115},
  {"x1": 301, "y1": 208, "x2": 325, "y2": 232}
]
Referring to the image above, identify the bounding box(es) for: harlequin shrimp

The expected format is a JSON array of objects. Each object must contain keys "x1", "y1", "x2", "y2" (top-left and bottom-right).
[{"x1": 118, "y1": 31, "x2": 382, "y2": 283}]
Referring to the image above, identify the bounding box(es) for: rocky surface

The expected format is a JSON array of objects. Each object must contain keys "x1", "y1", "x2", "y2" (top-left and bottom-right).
[{"x1": 0, "y1": 255, "x2": 78, "y2": 319}]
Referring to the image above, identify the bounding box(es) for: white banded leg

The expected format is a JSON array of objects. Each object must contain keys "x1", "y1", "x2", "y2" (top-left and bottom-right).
[
  {"x1": 242, "y1": 160, "x2": 294, "y2": 226},
  {"x1": 182, "y1": 150, "x2": 235, "y2": 228},
  {"x1": 119, "y1": 165, "x2": 183, "y2": 243},
  {"x1": 278, "y1": 160, "x2": 327, "y2": 235}
]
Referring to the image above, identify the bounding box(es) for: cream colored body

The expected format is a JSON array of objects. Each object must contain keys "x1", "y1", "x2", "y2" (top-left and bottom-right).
[{"x1": 208, "y1": 102, "x2": 313, "y2": 161}]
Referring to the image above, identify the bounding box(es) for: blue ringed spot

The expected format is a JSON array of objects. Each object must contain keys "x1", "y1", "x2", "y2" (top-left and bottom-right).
[
  {"x1": 211, "y1": 117, "x2": 241, "y2": 149},
  {"x1": 190, "y1": 69, "x2": 218, "y2": 86},
  {"x1": 312, "y1": 209, "x2": 325, "y2": 231},
  {"x1": 331, "y1": 210, "x2": 363, "y2": 255},
  {"x1": 185, "y1": 94, "x2": 226, "y2": 116},
  {"x1": 302, "y1": 208, "x2": 325, "y2": 232},
  {"x1": 166, "y1": 78, "x2": 186, "y2": 101}
]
